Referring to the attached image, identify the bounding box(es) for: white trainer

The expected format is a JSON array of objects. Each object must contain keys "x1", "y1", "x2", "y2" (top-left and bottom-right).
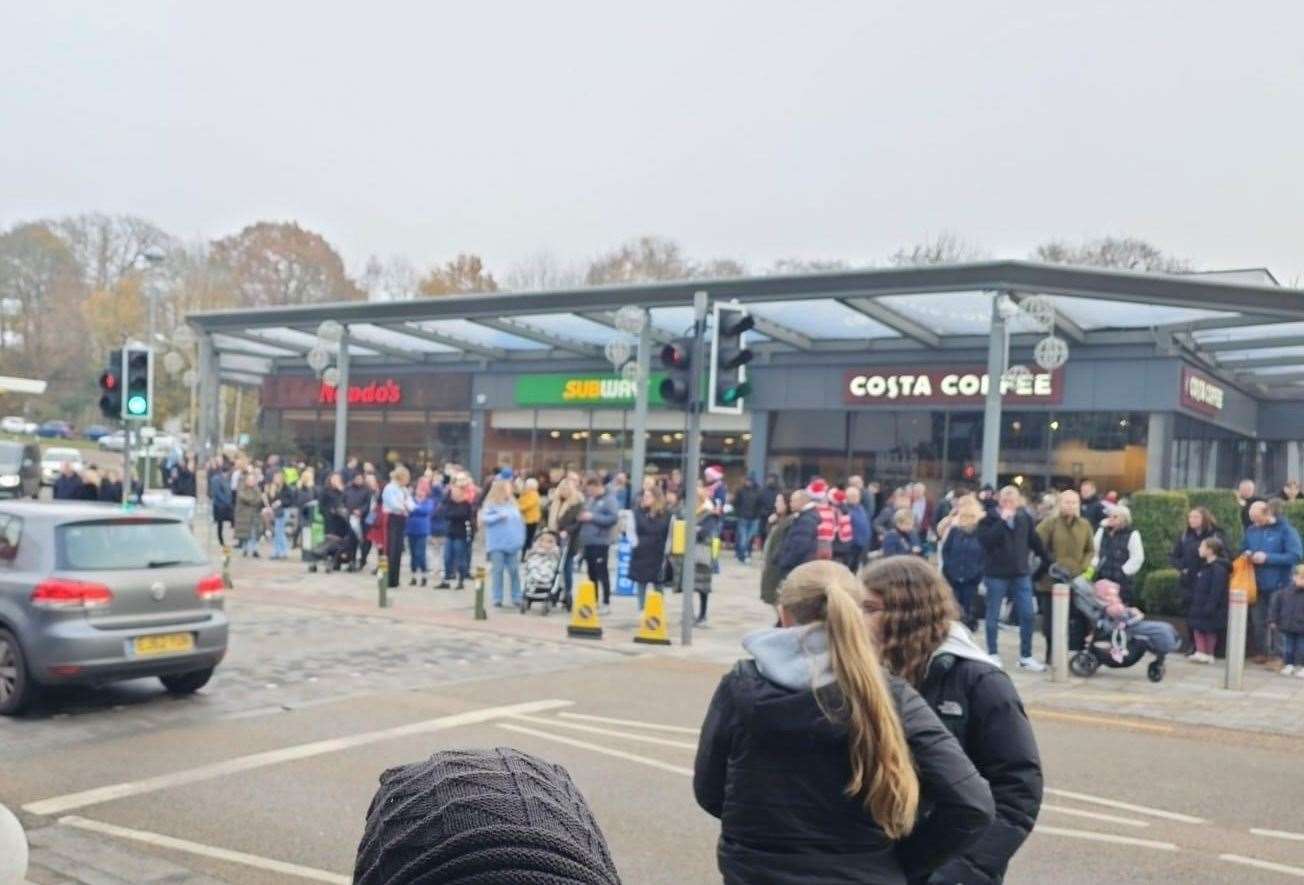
[
  {"x1": 1018, "y1": 656, "x2": 1048, "y2": 673},
  {"x1": 1281, "y1": 665, "x2": 1297, "y2": 676}
]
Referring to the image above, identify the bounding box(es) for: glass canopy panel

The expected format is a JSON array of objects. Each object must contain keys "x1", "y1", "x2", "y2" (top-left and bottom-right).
[
  {"x1": 212, "y1": 334, "x2": 296, "y2": 357},
  {"x1": 877, "y1": 292, "x2": 993, "y2": 336},
  {"x1": 1237, "y1": 365, "x2": 1304, "y2": 377},
  {"x1": 647, "y1": 306, "x2": 772, "y2": 341},
  {"x1": 1214, "y1": 346, "x2": 1304, "y2": 362},
  {"x1": 218, "y1": 353, "x2": 272, "y2": 374},
  {"x1": 413, "y1": 319, "x2": 547, "y2": 350},
  {"x1": 749, "y1": 300, "x2": 896, "y2": 339},
  {"x1": 248, "y1": 327, "x2": 379, "y2": 357},
  {"x1": 1047, "y1": 297, "x2": 1231, "y2": 330},
  {"x1": 514, "y1": 313, "x2": 625, "y2": 346},
  {"x1": 1193, "y1": 321, "x2": 1304, "y2": 344},
  {"x1": 350, "y1": 323, "x2": 458, "y2": 354}
]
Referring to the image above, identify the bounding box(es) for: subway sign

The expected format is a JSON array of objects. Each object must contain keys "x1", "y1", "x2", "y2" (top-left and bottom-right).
[
  {"x1": 844, "y1": 366, "x2": 1063, "y2": 405},
  {"x1": 515, "y1": 373, "x2": 667, "y2": 408}
]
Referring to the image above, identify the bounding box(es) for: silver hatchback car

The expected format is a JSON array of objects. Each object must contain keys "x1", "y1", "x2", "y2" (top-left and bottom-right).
[{"x1": 0, "y1": 501, "x2": 228, "y2": 714}]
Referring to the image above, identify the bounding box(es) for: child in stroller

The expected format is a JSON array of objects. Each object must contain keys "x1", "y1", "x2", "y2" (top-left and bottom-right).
[
  {"x1": 519, "y1": 530, "x2": 564, "y2": 615},
  {"x1": 1050, "y1": 565, "x2": 1180, "y2": 682}
]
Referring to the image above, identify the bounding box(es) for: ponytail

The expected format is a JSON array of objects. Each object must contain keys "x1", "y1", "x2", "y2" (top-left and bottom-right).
[{"x1": 780, "y1": 561, "x2": 920, "y2": 839}]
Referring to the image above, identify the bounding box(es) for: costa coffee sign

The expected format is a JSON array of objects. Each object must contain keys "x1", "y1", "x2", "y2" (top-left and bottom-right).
[
  {"x1": 1180, "y1": 366, "x2": 1225, "y2": 416},
  {"x1": 844, "y1": 366, "x2": 1063, "y2": 405},
  {"x1": 318, "y1": 378, "x2": 403, "y2": 406}
]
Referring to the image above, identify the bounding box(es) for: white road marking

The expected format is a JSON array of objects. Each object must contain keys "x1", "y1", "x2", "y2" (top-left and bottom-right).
[
  {"x1": 1043, "y1": 788, "x2": 1207, "y2": 825},
  {"x1": 1040, "y1": 804, "x2": 1149, "y2": 828},
  {"x1": 59, "y1": 816, "x2": 349, "y2": 884},
  {"x1": 1034, "y1": 825, "x2": 1178, "y2": 851},
  {"x1": 1252, "y1": 828, "x2": 1304, "y2": 843},
  {"x1": 558, "y1": 712, "x2": 701, "y2": 735},
  {"x1": 510, "y1": 714, "x2": 697, "y2": 750},
  {"x1": 497, "y1": 723, "x2": 694, "y2": 776},
  {"x1": 1221, "y1": 854, "x2": 1304, "y2": 878},
  {"x1": 24, "y1": 699, "x2": 572, "y2": 816}
]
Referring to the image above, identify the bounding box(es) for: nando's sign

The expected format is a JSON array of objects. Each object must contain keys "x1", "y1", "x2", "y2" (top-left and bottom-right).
[
  {"x1": 318, "y1": 378, "x2": 403, "y2": 406},
  {"x1": 844, "y1": 366, "x2": 1064, "y2": 406}
]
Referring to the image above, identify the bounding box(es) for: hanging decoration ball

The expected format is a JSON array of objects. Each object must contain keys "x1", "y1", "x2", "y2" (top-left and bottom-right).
[
  {"x1": 306, "y1": 347, "x2": 331, "y2": 372},
  {"x1": 171, "y1": 325, "x2": 196, "y2": 350},
  {"x1": 182, "y1": 369, "x2": 199, "y2": 389},
  {"x1": 316, "y1": 319, "x2": 344, "y2": 344},
  {"x1": 1034, "y1": 335, "x2": 1070, "y2": 371},
  {"x1": 603, "y1": 339, "x2": 632, "y2": 368},
  {"x1": 620, "y1": 361, "x2": 641, "y2": 382},
  {"x1": 162, "y1": 351, "x2": 186, "y2": 375},
  {"x1": 1019, "y1": 295, "x2": 1056, "y2": 333},
  {"x1": 614, "y1": 305, "x2": 647, "y2": 334},
  {"x1": 321, "y1": 366, "x2": 341, "y2": 388}
]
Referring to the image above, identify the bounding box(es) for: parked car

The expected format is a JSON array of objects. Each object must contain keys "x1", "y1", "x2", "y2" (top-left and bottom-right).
[
  {"x1": 22, "y1": 422, "x2": 38, "y2": 436},
  {"x1": 0, "y1": 416, "x2": 28, "y2": 435},
  {"x1": 82, "y1": 425, "x2": 112, "y2": 442},
  {"x1": 40, "y1": 447, "x2": 84, "y2": 486},
  {"x1": 37, "y1": 420, "x2": 74, "y2": 439},
  {"x1": 0, "y1": 502, "x2": 228, "y2": 714},
  {"x1": 0, "y1": 442, "x2": 40, "y2": 500},
  {"x1": 98, "y1": 431, "x2": 125, "y2": 452}
]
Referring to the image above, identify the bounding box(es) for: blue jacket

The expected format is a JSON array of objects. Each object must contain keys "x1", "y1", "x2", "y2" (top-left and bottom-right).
[
  {"x1": 1243, "y1": 519, "x2": 1303, "y2": 593},
  {"x1": 481, "y1": 502, "x2": 526, "y2": 553},
  {"x1": 848, "y1": 505, "x2": 871, "y2": 549},
  {"x1": 942, "y1": 527, "x2": 986, "y2": 584},
  {"x1": 427, "y1": 485, "x2": 448, "y2": 536},
  {"x1": 577, "y1": 492, "x2": 619, "y2": 548},
  {"x1": 406, "y1": 496, "x2": 435, "y2": 537},
  {"x1": 882, "y1": 529, "x2": 922, "y2": 558}
]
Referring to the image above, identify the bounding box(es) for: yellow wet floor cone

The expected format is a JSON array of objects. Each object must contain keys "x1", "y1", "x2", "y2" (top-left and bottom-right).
[
  {"x1": 634, "y1": 589, "x2": 671, "y2": 646},
  {"x1": 567, "y1": 579, "x2": 603, "y2": 639}
]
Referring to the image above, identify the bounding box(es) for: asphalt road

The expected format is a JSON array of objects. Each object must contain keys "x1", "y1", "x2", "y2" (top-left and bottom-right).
[{"x1": 5, "y1": 598, "x2": 1304, "y2": 884}]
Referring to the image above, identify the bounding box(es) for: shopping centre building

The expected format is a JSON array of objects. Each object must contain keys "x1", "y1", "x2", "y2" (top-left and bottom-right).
[{"x1": 188, "y1": 262, "x2": 1304, "y2": 495}]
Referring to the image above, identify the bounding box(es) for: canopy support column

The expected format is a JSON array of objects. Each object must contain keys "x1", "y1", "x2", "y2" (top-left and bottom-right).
[
  {"x1": 630, "y1": 310, "x2": 652, "y2": 490},
  {"x1": 980, "y1": 294, "x2": 1009, "y2": 489},
  {"x1": 333, "y1": 326, "x2": 350, "y2": 472}
]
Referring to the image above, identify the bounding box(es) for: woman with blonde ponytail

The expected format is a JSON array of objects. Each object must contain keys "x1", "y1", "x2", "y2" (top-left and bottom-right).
[{"x1": 694, "y1": 559, "x2": 994, "y2": 885}]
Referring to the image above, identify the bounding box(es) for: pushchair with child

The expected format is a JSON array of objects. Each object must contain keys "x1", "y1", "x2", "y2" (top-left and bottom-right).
[
  {"x1": 519, "y1": 529, "x2": 565, "y2": 615},
  {"x1": 1051, "y1": 565, "x2": 1180, "y2": 683}
]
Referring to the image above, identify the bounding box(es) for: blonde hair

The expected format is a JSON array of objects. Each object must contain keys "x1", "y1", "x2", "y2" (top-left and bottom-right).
[
  {"x1": 390, "y1": 465, "x2": 410, "y2": 486},
  {"x1": 893, "y1": 510, "x2": 915, "y2": 531},
  {"x1": 951, "y1": 494, "x2": 982, "y2": 530},
  {"x1": 779, "y1": 560, "x2": 919, "y2": 839},
  {"x1": 485, "y1": 479, "x2": 514, "y2": 506}
]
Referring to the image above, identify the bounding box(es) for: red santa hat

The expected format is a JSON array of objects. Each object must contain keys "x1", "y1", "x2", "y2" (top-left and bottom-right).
[
  {"x1": 805, "y1": 477, "x2": 830, "y2": 502},
  {"x1": 703, "y1": 465, "x2": 724, "y2": 483},
  {"x1": 831, "y1": 488, "x2": 847, "y2": 505}
]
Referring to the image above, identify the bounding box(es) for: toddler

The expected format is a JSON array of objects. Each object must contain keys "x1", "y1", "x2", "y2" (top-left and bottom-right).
[{"x1": 1268, "y1": 563, "x2": 1304, "y2": 677}]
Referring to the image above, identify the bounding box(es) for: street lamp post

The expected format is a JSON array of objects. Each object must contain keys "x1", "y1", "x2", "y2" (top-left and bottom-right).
[{"x1": 139, "y1": 246, "x2": 166, "y2": 494}]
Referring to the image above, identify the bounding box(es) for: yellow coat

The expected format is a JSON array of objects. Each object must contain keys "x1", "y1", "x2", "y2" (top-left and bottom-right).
[{"x1": 517, "y1": 488, "x2": 542, "y2": 525}]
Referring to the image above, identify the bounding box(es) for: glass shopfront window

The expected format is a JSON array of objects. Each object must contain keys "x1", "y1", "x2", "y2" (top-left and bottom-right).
[{"x1": 1171, "y1": 414, "x2": 1254, "y2": 490}]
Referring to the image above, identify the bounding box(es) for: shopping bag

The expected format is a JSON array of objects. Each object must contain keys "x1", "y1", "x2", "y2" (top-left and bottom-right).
[{"x1": 1230, "y1": 553, "x2": 1258, "y2": 606}]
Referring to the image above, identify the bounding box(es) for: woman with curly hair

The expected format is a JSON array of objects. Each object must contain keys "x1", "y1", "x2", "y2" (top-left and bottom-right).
[{"x1": 861, "y1": 556, "x2": 1043, "y2": 885}]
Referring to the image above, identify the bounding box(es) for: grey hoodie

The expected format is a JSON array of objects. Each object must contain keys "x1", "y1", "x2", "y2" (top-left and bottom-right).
[{"x1": 742, "y1": 623, "x2": 835, "y2": 691}]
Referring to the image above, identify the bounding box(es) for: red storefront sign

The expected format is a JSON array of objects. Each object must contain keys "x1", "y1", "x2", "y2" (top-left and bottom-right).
[
  {"x1": 1179, "y1": 366, "x2": 1225, "y2": 417},
  {"x1": 844, "y1": 366, "x2": 1064, "y2": 405},
  {"x1": 318, "y1": 378, "x2": 403, "y2": 407}
]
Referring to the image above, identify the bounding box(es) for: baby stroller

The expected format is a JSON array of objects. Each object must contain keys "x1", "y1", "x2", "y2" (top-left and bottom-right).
[
  {"x1": 305, "y1": 534, "x2": 352, "y2": 573},
  {"x1": 1053, "y1": 566, "x2": 1178, "y2": 682},
  {"x1": 520, "y1": 530, "x2": 565, "y2": 616}
]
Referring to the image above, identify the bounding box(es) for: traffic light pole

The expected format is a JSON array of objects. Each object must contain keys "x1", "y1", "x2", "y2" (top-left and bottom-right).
[{"x1": 677, "y1": 290, "x2": 709, "y2": 647}]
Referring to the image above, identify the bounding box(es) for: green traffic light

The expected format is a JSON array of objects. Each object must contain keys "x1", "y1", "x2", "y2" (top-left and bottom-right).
[
  {"x1": 720, "y1": 382, "x2": 752, "y2": 405},
  {"x1": 126, "y1": 395, "x2": 149, "y2": 416}
]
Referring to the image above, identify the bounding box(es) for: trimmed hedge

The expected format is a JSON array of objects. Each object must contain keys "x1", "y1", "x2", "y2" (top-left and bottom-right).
[
  {"x1": 1129, "y1": 490, "x2": 1190, "y2": 597},
  {"x1": 1140, "y1": 567, "x2": 1182, "y2": 616},
  {"x1": 1185, "y1": 488, "x2": 1243, "y2": 550},
  {"x1": 1283, "y1": 500, "x2": 1304, "y2": 547}
]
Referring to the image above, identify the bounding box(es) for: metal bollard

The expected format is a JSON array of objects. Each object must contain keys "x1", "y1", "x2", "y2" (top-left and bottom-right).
[
  {"x1": 474, "y1": 565, "x2": 487, "y2": 620},
  {"x1": 1051, "y1": 583, "x2": 1069, "y2": 682},
  {"x1": 221, "y1": 546, "x2": 233, "y2": 590},
  {"x1": 1224, "y1": 587, "x2": 1247, "y2": 691},
  {"x1": 377, "y1": 554, "x2": 389, "y2": 608}
]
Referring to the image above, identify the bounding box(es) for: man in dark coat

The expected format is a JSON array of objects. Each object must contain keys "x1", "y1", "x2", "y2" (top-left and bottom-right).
[
  {"x1": 732, "y1": 474, "x2": 763, "y2": 563},
  {"x1": 52, "y1": 462, "x2": 82, "y2": 500},
  {"x1": 1078, "y1": 479, "x2": 1106, "y2": 530},
  {"x1": 977, "y1": 487, "x2": 1050, "y2": 672},
  {"x1": 773, "y1": 490, "x2": 817, "y2": 581},
  {"x1": 1237, "y1": 478, "x2": 1264, "y2": 530}
]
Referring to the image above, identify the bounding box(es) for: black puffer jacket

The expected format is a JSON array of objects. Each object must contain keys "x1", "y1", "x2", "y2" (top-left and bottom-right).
[
  {"x1": 1169, "y1": 527, "x2": 1223, "y2": 593},
  {"x1": 694, "y1": 660, "x2": 995, "y2": 885},
  {"x1": 775, "y1": 507, "x2": 819, "y2": 575},
  {"x1": 917, "y1": 644, "x2": 1043, "y2": 884},
  {"x1": 976, "y1": 503, "x2": 1049, "y2": 580}
]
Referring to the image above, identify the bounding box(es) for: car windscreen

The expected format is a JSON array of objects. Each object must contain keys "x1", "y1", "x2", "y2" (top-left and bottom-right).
[
  {"x1": 0, "y1": 442, "x2": 22, "y2": 467},
  {"x1": 57, "y1": 519, "x2": 208, "y2": 570}
]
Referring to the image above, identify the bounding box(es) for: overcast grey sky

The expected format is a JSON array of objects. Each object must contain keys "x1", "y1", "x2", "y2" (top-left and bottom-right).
[{"x1": 4, "y1": 1, "x2": 1303, "y2": 282}]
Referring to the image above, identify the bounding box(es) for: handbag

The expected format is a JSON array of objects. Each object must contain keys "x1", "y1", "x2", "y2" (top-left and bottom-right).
[{"x1": 1230, "y1": 553, "x2": 1258, "y2": 607}]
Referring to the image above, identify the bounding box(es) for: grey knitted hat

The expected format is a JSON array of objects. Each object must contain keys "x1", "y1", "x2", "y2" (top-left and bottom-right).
[{"x1": 354, "y1": 747, "x2": 621, "y2": 885}]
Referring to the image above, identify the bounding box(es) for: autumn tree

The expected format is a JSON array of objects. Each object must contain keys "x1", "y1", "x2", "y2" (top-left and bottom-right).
[
  {"x1": 1032, "y1": 236, "x2": 1191, "y2": 272},
  {"x1": 585, "y1": 236, "x2": 747, "y2": 285},
  {"x1": 417, "y1": 254, "x2": 498, "y2": 296},
  {"x1": 210, "y1": 221, "x2": 363, "y2": 307}
]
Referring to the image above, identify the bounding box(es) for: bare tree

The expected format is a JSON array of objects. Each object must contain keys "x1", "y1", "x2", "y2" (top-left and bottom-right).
[
  {"x1": 888, "y1": 232, "x2": 988, "y2": 267},
  {"x1": 1032, "y1": 236, "x2": 1191, "y2": 272},
  {"x1": 768, "y1": 258, "x2": 853, "y2": 274},
  {"x1": 502, "y1": 250, "x2": 583, "y2": 292},
  {"x1": 52, "y1": 213, "x2": 176, "y2": 290},
  {"x1": 361, "y1": 254, "x2": 421, "y2": 301}
]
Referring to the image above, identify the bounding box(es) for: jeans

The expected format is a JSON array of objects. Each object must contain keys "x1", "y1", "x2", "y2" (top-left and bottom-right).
[
  {"x1": 272, "y1": 512, "x2": 289, "y2": 558},
  {"x1": 1251, "y1": 588, "x2": 1281, "y2": 657},
  {"x1": 444, "y1": 537, "x2": 470, "y2": 581},
  {"x1": 985, "y1": 575, "x2": 1036, "y2": 659},
  {"x1": 1283, "y1": 631, "x2": 1302, "y2": 667},
  {"x1": 735, "y1": 518, "x2": 760, "y2": 562},
  {"x1": 489, "y1": 548, "x2": 522, "y2": 605},
  {"x1": 408, "y1": 533, "x2": 429, "y2": 574},
  {"x1": 949, "y1": 577, "x2": 980, "y2": 625},
  {"x1": 241, "y1": 534, "x2": 259, "y2": 556}
]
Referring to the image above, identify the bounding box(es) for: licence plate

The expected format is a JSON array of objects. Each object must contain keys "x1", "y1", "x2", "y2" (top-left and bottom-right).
[{"x1": 133, "y1": 633, "x2": 194, "y2": 656}]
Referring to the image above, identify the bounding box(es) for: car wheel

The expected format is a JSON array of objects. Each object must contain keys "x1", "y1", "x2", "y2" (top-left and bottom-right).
[
  {"x1": 0, "y1": 628, "x2": 34, "y2": 715},
  {"x1": 160, "y1": 668, "x2": 215, "y2": 695}
]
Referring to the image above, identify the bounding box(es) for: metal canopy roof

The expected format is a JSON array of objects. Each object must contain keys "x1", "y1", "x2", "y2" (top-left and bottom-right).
[{"x1": 186, "y1": 259, "x2": 1304, "y2": 399}]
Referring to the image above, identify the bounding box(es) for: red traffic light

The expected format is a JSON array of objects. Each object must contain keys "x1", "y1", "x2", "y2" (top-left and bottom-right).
[
  {"x1": 99, "y1": 370, "x2": 119, "y2": 391},
  {"x1": 660, "y1": 342, "x2": 690, "y2": 368}
]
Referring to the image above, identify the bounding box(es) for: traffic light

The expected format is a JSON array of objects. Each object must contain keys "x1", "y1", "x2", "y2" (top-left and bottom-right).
[
  {"x1": 708, "y1": 303, "x2": 754, "y2": 414},
  {"x1": 98, "y1": 349, "x2": 122, "y2": 420},
  {"x1": 658, "y1": 338, "x2": 695, "y2": 411},
  {"x1": 122, "y1": 345, "x2": 153, "y2": 421}
]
